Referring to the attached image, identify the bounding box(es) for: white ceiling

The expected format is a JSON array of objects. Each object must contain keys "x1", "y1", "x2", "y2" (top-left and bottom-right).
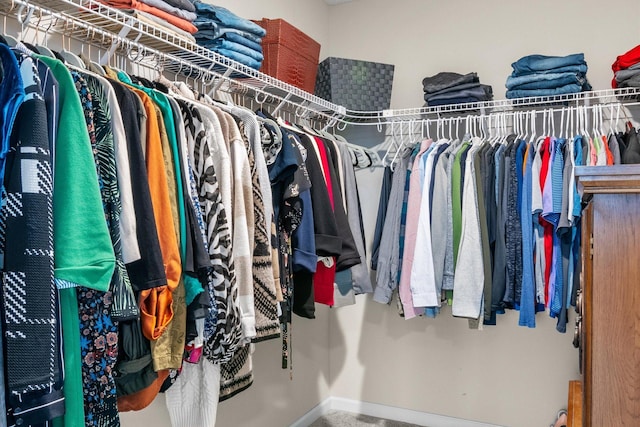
[{"x1": 323, "y1": 0, "x2": 352, "y2": 5}]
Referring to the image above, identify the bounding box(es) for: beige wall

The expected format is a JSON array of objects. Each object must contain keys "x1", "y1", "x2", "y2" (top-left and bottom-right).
[{"x1": 327, "y1": 0, "x2": 640, "y2": 109}]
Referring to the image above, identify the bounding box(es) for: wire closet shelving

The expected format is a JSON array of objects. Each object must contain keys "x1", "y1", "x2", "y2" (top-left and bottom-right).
[{"x1": 3, "y1": 0, "x2": 640, "y2": 126}]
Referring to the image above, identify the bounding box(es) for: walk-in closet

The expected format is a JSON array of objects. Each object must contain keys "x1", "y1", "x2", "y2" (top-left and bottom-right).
[{"x1": 0, "y1": 1, "x2": 638, "y2": 427}]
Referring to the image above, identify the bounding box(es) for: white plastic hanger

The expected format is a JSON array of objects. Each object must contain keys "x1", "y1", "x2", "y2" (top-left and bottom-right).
[
  {"x1": 529, "y1": 110, "x2": 537, "y2": 144},
  {"x1": 2, "y1": 15, "x2": 19, "y2": 47}
]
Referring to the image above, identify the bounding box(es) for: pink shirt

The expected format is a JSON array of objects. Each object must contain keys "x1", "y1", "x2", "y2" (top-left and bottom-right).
[{"x1": 398, "y1": 139, "x2": 432, "y2": 319}]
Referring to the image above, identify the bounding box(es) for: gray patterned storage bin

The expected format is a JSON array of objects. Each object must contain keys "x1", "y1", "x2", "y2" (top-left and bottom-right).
[{"x1": 315, "y1": 57, "x2": 395, "y2": 111}]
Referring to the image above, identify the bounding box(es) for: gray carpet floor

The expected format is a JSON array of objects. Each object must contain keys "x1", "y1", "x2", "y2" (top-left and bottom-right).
[{"x1": 309, "y1": 411, "x2": 422, "y2": 427}]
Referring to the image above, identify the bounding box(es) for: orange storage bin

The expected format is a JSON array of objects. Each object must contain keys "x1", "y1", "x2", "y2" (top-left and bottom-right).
[{"x1": 253, "y1": 18, "x2": 321, "y2": 93}]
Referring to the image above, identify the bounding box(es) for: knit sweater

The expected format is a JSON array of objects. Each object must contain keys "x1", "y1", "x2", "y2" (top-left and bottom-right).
[
  {"x1": 237, "y1": 118, "x2": 279, "y2": 341},
  {"x1": 184, "y1": 101, "x2": 242, "y2": 364},
  {"x1": 215, "y1": 108, "x2": 256, "y2": 342},
  {"x1": 1, "y1": 52, "x2": 65, "y2": 426},
  {"x1": 164, "y1": 359, "x2": 220, "y2": 427}
]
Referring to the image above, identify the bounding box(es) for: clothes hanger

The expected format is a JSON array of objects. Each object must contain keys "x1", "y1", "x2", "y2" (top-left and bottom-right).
[
  {"x1": 56, "y1": 26, "x2": 85, "y2": 69},
  {"x1": 480, "y1": 115, "x2": 489, "y2": 143},
  {"x1": 2, "y1": 16, "x2": 19, "y2": 47},
  {"x1": 528, "y1": 110, "x2": 537, "y2": 144},
  {"x1": 13, "y1": 3, "x2": 33, "y2": 47},
  {"x1": 599, "y1": 105, "x2": 607, "y2": 139},
  {"x1": 608, "y1": 104, "x2": 616, "y2": 137},
  {"x1": 382, "y1": 121, "x2": 402, "y2": 171},
  {"x1": 33, "y1": 12, "x2": 56, "y2": 58},
  {"x1": 384, "y1": 120, "x2": 407, "y2": 171},
  {"x1": 493, "y1": 114, "x2": 501, "y2": 144},
  {"x1": 254, "y1": 99, "x2": 283, "y2": 143},
  {"x1": 580, "y1": 105, "x2": 590, "y2": 140},
  {"x1": 568, "y1": 106, "x2": 574, "y2": 140},
  {"x1": 331, "y1": 120, "x2": 350, "y2": 143},
  {"x1": 491, "y1": 114, "x2": 498, "y2": 142},
  {"x1": 613, "y1": 104, "x2": 621, "y2": 134},
  {"x1": 464, "y1": 115, "x2": 471, "y2": 140}
]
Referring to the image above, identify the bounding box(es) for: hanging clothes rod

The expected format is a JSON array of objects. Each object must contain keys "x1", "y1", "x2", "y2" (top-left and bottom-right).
[
  {"x1": 376, "y1": 87, "x2": 640, "y2": 122},
  {"x1": 386, "y1": 101, "x2": 640, "y2": 126},
  {"x1": 4, "y1": 0, "x2": 640, "y2": 126}
]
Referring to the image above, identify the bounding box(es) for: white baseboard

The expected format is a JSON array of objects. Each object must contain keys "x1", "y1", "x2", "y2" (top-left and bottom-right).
[
  {"x1": 289, "y1": 397, "x2": 333, "y2": 427},
  {"x1": 290, "y1": 397, "x2": 505, "y2": 427}
]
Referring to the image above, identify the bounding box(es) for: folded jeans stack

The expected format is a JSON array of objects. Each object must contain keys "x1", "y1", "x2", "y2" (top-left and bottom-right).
[
  {"x1": 191, "y1": 1, "x2": 266, "y2": 70},
  {"x1": 611, "y1": 45, "x2": 640, "y2": 89},
  {"x1": 506, "y1": 53, "x2": 591, "y2": 99},
  {"x1": 422, "y1": 72, "x2": 493, "y2": 106}
]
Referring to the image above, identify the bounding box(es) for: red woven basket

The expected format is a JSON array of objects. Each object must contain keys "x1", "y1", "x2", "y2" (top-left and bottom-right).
[{"x1": 253, "y1": 18, "x2": 321, "y2": 93}]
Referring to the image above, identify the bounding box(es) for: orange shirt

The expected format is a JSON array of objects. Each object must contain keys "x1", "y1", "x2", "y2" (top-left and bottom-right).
[
  {"x1": 129, "y1": 87, "x2": 181, "y2": 341},
  {"x1": 601, "y1": 135, "x2": 614, "y2": 165}
]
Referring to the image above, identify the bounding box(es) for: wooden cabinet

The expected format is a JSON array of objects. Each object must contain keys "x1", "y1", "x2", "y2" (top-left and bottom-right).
[{"x1": 574, "y1": 165, "x2": 640, "y2": 427}]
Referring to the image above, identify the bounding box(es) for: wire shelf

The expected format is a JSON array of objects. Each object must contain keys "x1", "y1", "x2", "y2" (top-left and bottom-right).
[{"x1": 3, "y1": 0, "x2": 640, "y2": 125}]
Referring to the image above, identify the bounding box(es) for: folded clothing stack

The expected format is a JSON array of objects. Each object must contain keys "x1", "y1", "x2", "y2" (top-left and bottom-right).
[
  {"x1": 422, "y1": 72, "x2": 493, "y2": 106},
  {"x1": 612, "y1": 45, "x2": 640, "y2": 89},
  {"x1": 191, "y1": 1, "x2": 266, "y2": 70},
  {"x1": 506, "y1": 53, "x2": 591, "y2": 99},
  {"x1": 97, "y1": 0, "x2": 197, "y2": 35}
]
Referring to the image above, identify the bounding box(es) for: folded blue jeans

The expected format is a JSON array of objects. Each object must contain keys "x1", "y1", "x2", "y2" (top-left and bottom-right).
[
  {"x1": 199, "y1": 39, "x2": 263, "y2": 62},
  {"x1": 506, "y1": 83, "x2": 583, "y2": 99},
  {"x1": 511, "y1": 53, "x2": 586, "y2": 76},
  {"x1": 192, "y1": 2, "x2": 266, "y2": 36},
  {"x1": 207, "y1": 47, "x2": 262, "y2": 69},
  {"x1": 193, "y1": 26, "x2": 263, "y2": 44},
  {"x1": 219, "y1": 32, "x2": 263, "y2": 53},
  {"x1": 506, "y1": 72, "x2": 585, "y2": 90},
  {"x1": 511, "y1": 63, "x2": 587, "y2": 77}
]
